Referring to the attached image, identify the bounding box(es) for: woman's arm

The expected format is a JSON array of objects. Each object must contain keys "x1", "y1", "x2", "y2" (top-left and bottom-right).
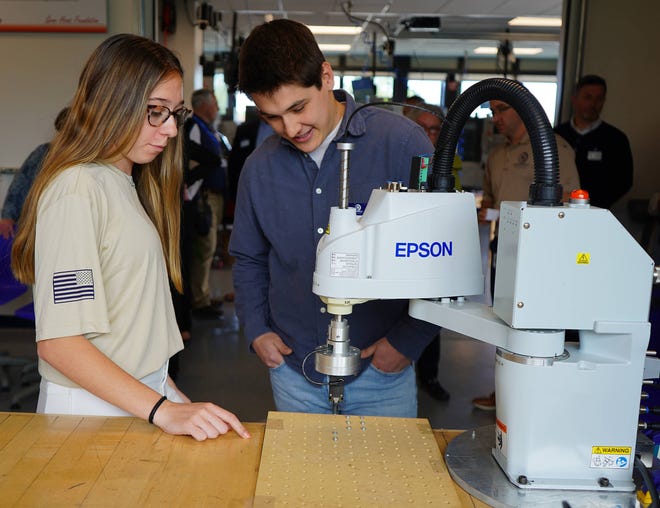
[{"x1": 38, "y1": 336, "x2": 250, "y2": 441}]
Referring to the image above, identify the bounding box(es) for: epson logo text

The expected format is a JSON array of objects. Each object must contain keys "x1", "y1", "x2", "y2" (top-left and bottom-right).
[{"x1": 395, "y1": 241, "x2": 453, "y2": 258}]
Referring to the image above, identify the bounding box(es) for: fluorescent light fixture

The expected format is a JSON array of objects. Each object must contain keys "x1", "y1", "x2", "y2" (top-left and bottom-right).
[
  {"x1": 513, "y1": 47, "x2": 543, "y2": 55},
  {"x1": 318, "y1": 43, "x2": 352, "y2": 52},
  {"x1": 308, "y1": 25, "x2": 362, "y2": 35},
  {"x1": 474, "y1": 46, "x2": 543, "y2": 56},
  {"x1": 508, "y1": 16, "x2": 562, "y2": 27},
  {"x1": 474, "y1": 47, "x2": 498, "y2": 55}
]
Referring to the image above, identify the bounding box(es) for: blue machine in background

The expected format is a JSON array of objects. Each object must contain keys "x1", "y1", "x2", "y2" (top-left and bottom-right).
[{"x1": 0, "y1": 234, "x2": 34, "y2": 321}]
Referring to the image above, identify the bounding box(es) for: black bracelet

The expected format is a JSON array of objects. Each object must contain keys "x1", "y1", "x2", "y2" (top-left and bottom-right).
[{"x1": 148, "y1": 395, "x2": 167, "y2": 424}]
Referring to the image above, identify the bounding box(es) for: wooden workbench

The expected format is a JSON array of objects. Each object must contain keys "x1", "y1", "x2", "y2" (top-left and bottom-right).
[{"x1": 0, "y1": 412, "x2": 488, "y2": 507}]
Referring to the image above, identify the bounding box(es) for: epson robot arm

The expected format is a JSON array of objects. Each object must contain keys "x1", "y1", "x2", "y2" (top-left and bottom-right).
[
  {"x1": 312, "y1": 142, "x2": 485, "y2": 413},
  {"x1": 313, "y1": 78, "x2": 658, "y2": 494}
]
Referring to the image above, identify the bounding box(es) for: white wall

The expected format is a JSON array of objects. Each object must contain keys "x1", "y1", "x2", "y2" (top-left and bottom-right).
[
  {"x1": 580, "y1": 0, "x2": 660, "y2": 201},
  {"x1": 0, "y1": 0, "x2": 203, "y2": 170},
  {"x1": 165, "y1": 0, "x2": 204, "y2": 105},
  {"x1": 0, "y1": 33, "x2": 101, "y2": 168}
]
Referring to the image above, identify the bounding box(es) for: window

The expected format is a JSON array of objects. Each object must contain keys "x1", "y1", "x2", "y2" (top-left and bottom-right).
[
  {"x1": 334, "y1": 75, "x2": 394, "y2": 101},
  {"x1": 407, "y1": 79, "x2": 443, "y2": 106},
  {"x1": 460, "y1": 78, "x2": 558, "y2": 124}
]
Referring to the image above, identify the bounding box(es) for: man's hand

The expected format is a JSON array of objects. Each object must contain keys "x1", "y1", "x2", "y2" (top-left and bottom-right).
[
  {"x1": 252, "y1": 331, "x2": 292, "y2": 368},
  {"x1": 0, "y1": 219, "x2": 15, "y2": 239},
  {"x1": 360, "y1": 337, "x2": 410, "y2": 373}
]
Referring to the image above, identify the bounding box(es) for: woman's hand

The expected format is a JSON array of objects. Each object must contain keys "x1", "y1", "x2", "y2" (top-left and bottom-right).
[{"x1": 152, "y1": 400, "x2": 251, "y2": 441}]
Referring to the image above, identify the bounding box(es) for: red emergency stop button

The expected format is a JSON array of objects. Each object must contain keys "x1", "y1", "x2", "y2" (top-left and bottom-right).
[
  {"x1": 569, "y1": 189, "x2": 590, "y2": 206},
  {"x1": 571, "y1": 189, "x2": 589, "y2": 200}
]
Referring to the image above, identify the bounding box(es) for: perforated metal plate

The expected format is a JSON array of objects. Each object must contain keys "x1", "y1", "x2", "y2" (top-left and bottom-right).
[{"x1": 254, "y1": 411, "x2": 461, "y2": 507}]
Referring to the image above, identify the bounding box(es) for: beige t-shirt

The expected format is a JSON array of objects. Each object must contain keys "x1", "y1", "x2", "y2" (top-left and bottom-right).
[
  {"x1": 33, "y1": 162, "x2": 183, "y2": 387},
  {"x1": 483, "y1": 133, "x2": 581, "y2": 209}
]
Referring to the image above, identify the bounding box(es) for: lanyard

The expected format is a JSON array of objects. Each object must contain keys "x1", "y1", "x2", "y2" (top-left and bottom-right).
[{"x1": 192, "y1": 115, "x2": 221, "y2": 153}]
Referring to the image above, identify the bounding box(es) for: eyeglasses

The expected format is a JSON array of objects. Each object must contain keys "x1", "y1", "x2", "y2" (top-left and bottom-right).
[
  {"x1": 490, "y1": 105, "x2": 512, "y2": 116},
  {"x1": 147, "y1": 105, "x2": 191, "y2": 128},
  {"x1": 422, "y1": 126, "x2": 441, "y2": 135}
]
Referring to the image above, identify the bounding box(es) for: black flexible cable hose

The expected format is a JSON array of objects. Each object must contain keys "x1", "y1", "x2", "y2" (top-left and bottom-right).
[
  {"x1": 635, "y1": 455, "x2": 660, "y2": 508},
  {"x1": 431, "y1": 78, "x2": 562, "y2": 206}
]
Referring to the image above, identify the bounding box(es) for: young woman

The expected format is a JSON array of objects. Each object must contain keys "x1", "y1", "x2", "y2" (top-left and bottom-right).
[{"x1": 12, "y1": 33, "x2": 249, "y2": 442}]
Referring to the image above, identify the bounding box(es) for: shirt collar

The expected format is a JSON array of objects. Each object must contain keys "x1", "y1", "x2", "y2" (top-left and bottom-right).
[
  {"x1": 506, "y1": 132, "x2": 530, "y2": 147},
  {"x1": 570, "y1": 116, "x2": 602, "y2": 135}
]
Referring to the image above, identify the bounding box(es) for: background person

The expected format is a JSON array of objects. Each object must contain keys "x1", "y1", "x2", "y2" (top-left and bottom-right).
[
  {"x1": 11, "y1": 33, "x2": 249, "y2": 442},
  {"x1": 183, "y1": 89, "x2": 231, "y2": 320},
  {"x1": 555, "y1": 74, "x2": 633, "y2": 209},
  {"x1": 226, "y1": 106, "x2": 274, "y2": 223}
]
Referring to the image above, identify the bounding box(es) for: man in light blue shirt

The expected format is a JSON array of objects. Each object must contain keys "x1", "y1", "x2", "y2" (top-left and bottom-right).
[{"x1": 229, "y1": 19, "x2": 439, "y2": 416}]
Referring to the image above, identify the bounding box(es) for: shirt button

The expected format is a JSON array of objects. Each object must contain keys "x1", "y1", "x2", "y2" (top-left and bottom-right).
[
  {"x1": 317, "y1": 227, "x2": 324, "y2": 234},
  {"x1": 315, "y1": 188, "x2": 322, "y2": 194},
  {"x1": 320, "y1": 307, "x2": 326, "y2": 313}
]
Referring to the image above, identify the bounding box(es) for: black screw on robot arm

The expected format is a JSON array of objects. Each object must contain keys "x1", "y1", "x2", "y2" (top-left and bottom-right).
[{"x1": 431, "y1": 78, "x2": 562, "y2": 206}]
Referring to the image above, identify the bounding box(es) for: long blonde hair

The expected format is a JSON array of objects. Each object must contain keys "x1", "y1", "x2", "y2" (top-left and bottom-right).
[{"x1": 12, "y1": 33, "x2": 184, "y2": 292}]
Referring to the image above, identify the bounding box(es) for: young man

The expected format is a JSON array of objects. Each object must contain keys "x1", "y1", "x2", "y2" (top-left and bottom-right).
[
  {"x1": 555, "y1": 75, "x2": 633, "y2": 209},
  {"x1": 229, "y1": 19, "x2": 439, "y2": 417}
]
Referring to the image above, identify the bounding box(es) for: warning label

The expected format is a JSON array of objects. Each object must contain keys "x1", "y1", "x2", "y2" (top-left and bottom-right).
[
  {"x1": 576, "y1": 252, "x2": 591, "y2": 264},
  {"x1": 495, "y1": 418, "x2": 507, "y2": 457},
  {"x1": 590, "y1": 446, "x2": 632, "y2": 469},
  {"x1": 592, "y1": 446, "x2": 632, "y2": 455}
]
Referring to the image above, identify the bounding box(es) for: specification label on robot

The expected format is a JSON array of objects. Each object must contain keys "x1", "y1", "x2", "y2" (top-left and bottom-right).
[
  {"x1": 330, "y1": 252, "x2": 360, "y2": 278},
  {"x1": 590, "y1": 446, "x2": 632, "y2": 469}
]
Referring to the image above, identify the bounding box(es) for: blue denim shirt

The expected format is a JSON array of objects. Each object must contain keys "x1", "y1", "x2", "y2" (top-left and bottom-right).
[
  {"x1": 229, "y1": 91, "x2": 439, "y2": 381},
  {"x1": 2, "y1": 143, "x2": 49, "y2": 221}
]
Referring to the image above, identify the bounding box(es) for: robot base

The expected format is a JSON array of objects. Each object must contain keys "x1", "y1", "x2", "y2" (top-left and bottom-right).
[{"x1": 445, "y1": 425, "x2": 638, "y2": 508}]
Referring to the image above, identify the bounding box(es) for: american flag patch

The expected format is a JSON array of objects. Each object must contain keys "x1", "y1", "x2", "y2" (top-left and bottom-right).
[{"x1": 53, "y1": 269, "x2": 95, "y2": 304}]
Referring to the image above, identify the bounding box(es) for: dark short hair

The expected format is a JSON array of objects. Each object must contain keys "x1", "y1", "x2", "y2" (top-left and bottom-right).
[
  {"x1": 238, "y1": 19, "x2": 324, "y2": 96},
  {"x1": 575, "y1": 74, "x2": 607, "y2": 94}
]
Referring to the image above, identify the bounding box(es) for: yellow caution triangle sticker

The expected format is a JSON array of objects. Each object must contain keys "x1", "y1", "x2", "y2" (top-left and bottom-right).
[{"x1": 576, "y1": 252, "x2": 590, "y2": 264}]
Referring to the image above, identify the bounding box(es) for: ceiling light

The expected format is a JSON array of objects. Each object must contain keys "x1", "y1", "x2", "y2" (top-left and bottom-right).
[
  {"x1": 474, "y1": 47, "x2": 498, "y2": 55},
  {"x1": 318, "y1": 43, "x2": 352, "y2": 52},
  {"x1": 508, "y1": 16, "x2": 562, "y2": 27},
  {"x1": 474, "y1": 47, "x2": 543, "y2": 56},
  {"x1": 308, "y1": 25, "x2": 362, "y2": 35},
  {"x1": 513, "y1": 47, "x2": 543, "y2": 55}
]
